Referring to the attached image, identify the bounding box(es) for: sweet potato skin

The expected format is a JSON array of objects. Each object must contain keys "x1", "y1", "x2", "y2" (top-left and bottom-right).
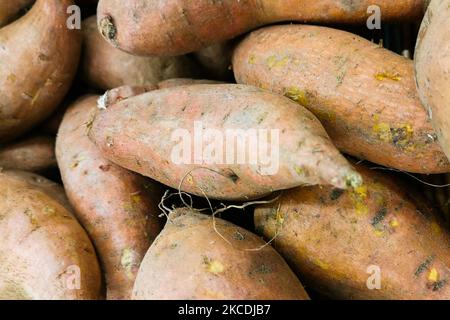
[
  {"x1": 82, "y1": 16, "x2": 197, "y2": 90},
  {"x1": 254, "y1": 164, "x2": 450, "y2": 300},
  {"x1": 0, "y1": 136, "x2": 56, "y2": 172},
  {"x1": 97, "y1": 0, "x2": 425, "y2": 56},
  {"x1": 2, "y1": 170, "x2": 73, "y2": 213},
  {"x1": 56, "y1": 95, "x2": 163, "y2": 300},
  {"x1": 0, "y1": 0, "x2": 33, "y2": 27},
  {"x1": 88, "y1": 84, "x2": 361, "y2": 201},
  {"x1": 0, "y1": 171, "x2": 102, "y2": 300},
  {"x1": 233, "y1": 25, "x2": 449, "y2": 174},
  {"x1": 415, "y1": 0, "x2": 450, "y2": 161},
  {"x1": 132, "y1": 208, "x2": 309, "y2": 300},
  {"x1": 0, "y1": 0, "x2": 81, "y2": 143}
]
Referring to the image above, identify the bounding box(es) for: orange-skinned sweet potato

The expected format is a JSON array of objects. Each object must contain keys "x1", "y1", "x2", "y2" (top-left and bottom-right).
[
  {"x1": 82, "y1": 16, "x2": 197, "y2": 90},
  {"x1": 233, "y1": 24, "x2": 449, "y2": 174},
  {"x1": 0, "y1": 135, "x2": 56, "y2": 172},
  {"x1": 56, "y1": 95, "x2": 163, "y2": 300},
  {"x1": 0, "y1": 0, "x2": 81, "y2": 142},
  {"x1": 0, "y1": 0, "x2": 33, "y2": 27},
  {"x1": 254, "y1": 163, "x2": 450, "y2": 299},
  {"x1": 88, "y1": 84, "x2": 362, "y2": 201},
  {"x1": 97, "y1": 0, "x2": 426, "y2": 56},
  {"x1": 3, "y1": 169, "x2": 73, "y2": 212},
  {"x1": 132, "y1": 208, "x2": 309, "y2": 300},
  {"x1": 0, "y1": 170, "x2": 102, "y2": 300},
  {"x1": 415, "y1": 0, "x2": 450, "y2": 161}
]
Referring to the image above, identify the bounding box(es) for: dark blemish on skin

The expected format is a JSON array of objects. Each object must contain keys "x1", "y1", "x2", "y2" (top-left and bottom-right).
[
  {"x1": 232, "y1": 230, "x2": 245, "y2": 241},
  {"x1": 181, "y1": 106, "x2": 187, "y2": 112},
  {"x1": 99, "y1": 164, "x2": 111, "y2": 172},
  {"x1": 99, "y1": 16, "x2": 118, "y2": 46},
  {"x1": 225, "y1": 170, "x2": 239, "y2": 183},
  {"x1": 415, "y1": 256, "x2": 435, "y2": 277},
  {"x1": 391, "y1": 127, "x2": 411, "y2": 147},
  {"x1": 38, "y1": 53, "x2": 50, "y2": 61},
  {"x1": 430, "y1": 280, "x2": 447, "y2": 291},
  {"x1": 330, "y1": 188, "x2": 344, "y2": 201},
  {"x1": 254, "y1": 264, "x2": 272, "y2": 274},
  {"x1": 222, "y1": 112, "x2": 231, "y2": 122},
  {"x1": 371, "y1": 207, "x2": 387, "y2": 227}
]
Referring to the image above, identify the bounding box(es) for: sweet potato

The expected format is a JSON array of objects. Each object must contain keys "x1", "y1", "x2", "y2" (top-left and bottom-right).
[
  {"x1": 56, "y1": 95, "x2": 163, "y2": 300},
  {"x1": 254, "y1": 163, "x2": 450, "y2": 299},
  {"x1": 0, "y1": 135, "x2": 56, "y2": 172},
  {"x1": 3, "y1": 169, "x2": 73, "y2": 212},
  {"x1": 97, "y1": 82, "x2": 222, "y2": 110},
  {"x1": 415, "y1": 0, "x2": 450, "y2": 161},
  {"x1": 97, "y1": 0, "x2": 426, "y2": 56},
  {"x1": 233, "y1": 24, "x2": 449, "y2": 174},
  {"x1": 0, "y1": 0, "x2": 81, "y2": 143},
  {"x1": 0, "y1": 170, "x2": 102, "y2": 299},
  {"x1": 0, "y1": 0, "x2": 33, "y2": 27},
  {"x1": 132, "y1": 208, "x2": 309, "y2": 300},
  {"x1": 82, "y1": 16, "x2": 197, "y2": 90},
  {"x1": 88, "y1": 84, "x2": 362, "y2": 201}
]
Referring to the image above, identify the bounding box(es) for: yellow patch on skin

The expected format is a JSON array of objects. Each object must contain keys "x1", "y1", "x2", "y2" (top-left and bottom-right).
[
  {"x1": 372, "y1": 122, "x2": 414, "y2": 149},
  {"x1": 389, "y1": 219, "x2": 399, "y2": 228},
  {"x1": 354, "y1": 185, "x2": 368, "y2": 198},
  {"x1": 350, "y1": 185, "x2": 369, "y2": 215},
  {"x1": 186, "y1": 175, "x2": 194, "y2": 185},
  {"x1": 131, "y1": 193, "x2": 141, "y2": 204},
  {"x1": 206, "y1": 260, "x2": 225, "y2": 275},
  {"x1": 431, "y1": 222, "x2": 442, "y2": 235},
  {"x1": 374, "y1": 229, "x2": 385, "y2": 237},
  {"x1": 372, "y1": 122, "x2": 392, "y2": 142},
  {"x1": 375, "y1": 72, "x2": 402, "y2": 81},
  {"x1": 313, "y1": 259, "x2": 330, "y2": 270},
  {"x1": 284, "y1": 87, "x2": 309, "y2": 106},
  {"x1": 7, "y1": 74, "x2": 16, "y2": 82},
  {"x1": 294, "y1": 166, "x2": 304, "y2": 176},
  {"x1": 266, "y1": 55, "x2": 289, "y2": 69},
  {"x1": 44, "y1": 206, "x2": 55, "y2": 214},
  {"x1": 428, "y1": 268, "x2": 439, "y2": 282},
  {"x1": 121, "y1": 248, "x2": 136, "y2": 279},
  {"x1": 248, "y1": 54, "x2": 256, "y2": 64}
]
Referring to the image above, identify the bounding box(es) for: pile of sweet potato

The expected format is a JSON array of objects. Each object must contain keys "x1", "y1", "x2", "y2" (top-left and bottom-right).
[{"x1": 0, "y1": 0, "x2": 449, "y2": 300}]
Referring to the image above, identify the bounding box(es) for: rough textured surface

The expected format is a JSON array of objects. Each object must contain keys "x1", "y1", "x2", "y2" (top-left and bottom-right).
[
  {"x1": 56, "y1": 95, "x2": 163, "y2": 300},
  {"x1": 415, "y1": 0, "x2": 450, "y2": 161},
  {"x1": 132, "y1": 208, "x2": 310, "y2": 300},
  {"x1": 89, "y1": 84, "x2": 362, "y2": 201},
  {"x1": 254, "y1": 163, "x2": 450, "y2": 300},
  {"x1": 233, "y1": 24, "x2": 449, "y2": 173},
  {"x1": 0, "y1": 0, "x2": 81, "y2": 142},
  {"x1": 0, "y1": 170, "x2": 102, "y2": 300},
  {"x1": 82, "y1": 16, "x2": 197, "y2": 90},
  {"x1": 97, "y1": 0, "x2": 425, "y2": 56},
  {"x1": 0, "y1": 136, "x2": 56, "y2": 172}
]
